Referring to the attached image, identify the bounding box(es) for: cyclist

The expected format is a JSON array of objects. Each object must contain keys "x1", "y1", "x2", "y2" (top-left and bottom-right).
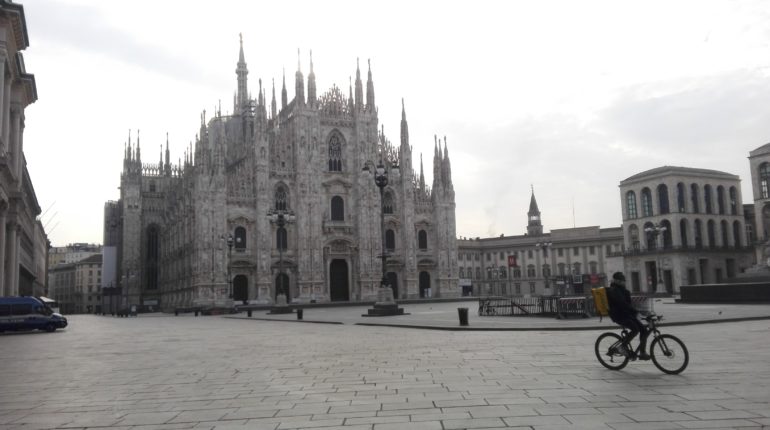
[{"x1": 607, "y1": 272, "x2": 650, "y2": 360}]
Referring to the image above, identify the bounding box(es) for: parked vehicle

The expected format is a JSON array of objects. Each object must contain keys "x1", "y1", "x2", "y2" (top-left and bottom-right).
[{"x1": 0, "y1": 297, "x2": 68, "y2": 333}]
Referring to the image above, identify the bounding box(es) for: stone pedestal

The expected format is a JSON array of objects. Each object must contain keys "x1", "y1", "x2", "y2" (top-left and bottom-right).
[
  {"x1": 269, "y1": 294, "x2": 293, "y2": 314},
  {"x1": 363, "y1": 287, "x2": 406, "y2": 316}
]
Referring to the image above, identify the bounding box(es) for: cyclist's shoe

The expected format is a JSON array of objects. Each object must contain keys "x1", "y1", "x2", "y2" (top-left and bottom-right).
[
  {"x1": 617, "y1": 344, "x2": 633, "y2": 358},
  {"x1": 637, "y1": 352, "x2": 651, "y2": 361}
]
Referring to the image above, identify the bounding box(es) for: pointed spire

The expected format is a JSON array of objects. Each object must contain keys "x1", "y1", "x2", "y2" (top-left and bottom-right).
[
  {"x1": 348, "y1": 76, "x2": 354, "y2": 111},
  {"x1": 400, "y1": 98, "x2": 409, "y2": 149},
  {"x1": 281, "y1": 68, "x2": 288, "y2": 110},
  {"x1": 236, "y1": 33, "x2": 249, "y2": 114},
  {"x1": 366, "y1": 58, "x2": 375, "y2": 110},
  {"x1": 136, "y1": 129, "x2": 141, "y2": 161},
  {"x1": 165, "y1": 132, "x2": 171, "y2": 173},
  {"x1": 307, "y1": 49, "x2": 316, "y2": 106},
  {"x1": 271, "y1": 77, "x2": 277, "y2": 119},
  {"x1": 295, "y1": 48, "x2": 305, "y2": 106},
  {"x1": 258, "y1": 78, "x2": 264, "y2": 107},
  {"x1": 527, "y1": 185, "x2": 543, "y2": 236},
  {"x1": 419, "y1": 153, "x2": 425, "y2": 192},
  {"x1": 354, "y1": 58, "x2": 363, "y2": 109},
  {"x1": 442, "y1": 135, "x2": 452, "y2": 187}
]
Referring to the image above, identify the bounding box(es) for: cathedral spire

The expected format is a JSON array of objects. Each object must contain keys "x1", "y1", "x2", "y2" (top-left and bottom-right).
[
  {"x1": 348, "y1": 76, "x2": 354, "y2": 111},
  {"x1": 271, "y1": 77, "x2": 277, "y2": 119},
  {"x1": 307, "y1": 50, "x2": 316, "y2": 107},
  {"x1": 400, "y1": 98, "x2": 409, "y2": 149},
  {"x1": 366, "y1": 58, "x2": 375, "y2": 111},
  {"x1": 432, "y1": 135, "x2": 441, "y2": 191},
  {"x1": 527, "y1": 186, "x2": 543, "y2": 236},
  {"x1": 295, "y1": 48, "x2": 305, "y2": 106},
  {"x1": 136, "y1": 129, "x2": 141, "y2": 162},
  {"x1": 165, "y1": 132, "x2": 171, "y2": 175},
  {"x1": 419, "y1": 153, "x2": 425, "y2": 192},
  {"x1": 281, "y1": 68, "x2": 288, "y2": 110},
  {"x1": 442, "y1": 136, "x2": 452, "y2": 187},
  {"x1": 236, "y1": 33, "x2": 249, "y2": 114},
  {"x1": 258, "y1": 78, "x2": 264, "y2": 109},
  {"x1": 354, "y1": 58, "x2": 363, "y2": 109}
]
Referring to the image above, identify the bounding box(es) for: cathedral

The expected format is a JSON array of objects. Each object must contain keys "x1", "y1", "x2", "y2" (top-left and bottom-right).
[{"x1": 108, "y1": 38, "x2": 459, "y2": 310}]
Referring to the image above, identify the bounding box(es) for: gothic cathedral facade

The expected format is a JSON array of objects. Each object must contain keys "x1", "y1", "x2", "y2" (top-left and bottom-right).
[{"x1": 111, "y1": 40, "x2": 459, "y2": 310}]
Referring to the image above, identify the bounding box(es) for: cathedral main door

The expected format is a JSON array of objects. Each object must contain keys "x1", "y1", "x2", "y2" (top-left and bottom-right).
[
  {"x1": 276, "y1": 273, "x2": 290, "y2": 301},
  {"x1": 329, "y1": 259, "x2": 349, "y2": 301},
  {"x1": 419, "y1": 271, "x2": 431, "y2": 298},
  {"x1": 233, "y1": 275, "x2": 248, "y2": 303}
]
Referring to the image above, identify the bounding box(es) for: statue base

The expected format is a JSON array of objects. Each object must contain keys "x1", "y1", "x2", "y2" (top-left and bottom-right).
[
  {"x1": 363, "y1": 287, "x2": 406, "y2": 316},
  {"x1": 269, "y1": 294, "x2": 294, "y2": 314}
]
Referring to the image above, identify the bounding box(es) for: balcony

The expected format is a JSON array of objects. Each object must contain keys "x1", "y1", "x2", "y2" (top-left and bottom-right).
[{"x1": 623, "y1": 244, "x2": 753, "y2": 257}]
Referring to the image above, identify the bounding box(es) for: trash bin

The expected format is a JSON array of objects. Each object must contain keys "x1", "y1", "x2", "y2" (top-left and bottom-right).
[
  {"x1": 458, "y1": 307, "x2": 469, "y2": 326},
  {"x1": 247, "y1": 309, "x2": 252, "y2": 317},
  {"x1": 297, "y1": 308, "x2": 303, "y2": 320}
]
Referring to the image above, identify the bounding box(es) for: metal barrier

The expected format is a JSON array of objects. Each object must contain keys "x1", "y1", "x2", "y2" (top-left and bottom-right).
[
  {"x1": 556, "y1": 297, "x2": 590, "y2": 319},
  {"x1": 478, "y1": 296, "x2": 559, "y2": 317}
]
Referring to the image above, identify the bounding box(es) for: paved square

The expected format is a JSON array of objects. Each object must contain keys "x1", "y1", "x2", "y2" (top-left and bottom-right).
[{"x1": 1, "y1": 309, "x2": 769, "y2": 429}]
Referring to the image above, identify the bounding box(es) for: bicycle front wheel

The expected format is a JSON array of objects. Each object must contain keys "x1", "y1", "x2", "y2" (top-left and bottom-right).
[
  {"x1": 595, "y1": 332, "x2": 630, "y2": 370},
  {"x1": 650, "y1": 334, "x2": 689, "y2": 374}
]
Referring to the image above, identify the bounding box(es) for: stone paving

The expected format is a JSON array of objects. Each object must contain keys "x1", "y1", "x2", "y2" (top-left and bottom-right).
[{"x1": 1, "y1": 304, "x2": 769, "y2": 430}]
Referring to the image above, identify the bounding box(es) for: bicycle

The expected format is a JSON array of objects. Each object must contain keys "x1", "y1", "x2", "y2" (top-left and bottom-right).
[{"x1": 595, "y1": 313, "x2": 689, "y2": 374}]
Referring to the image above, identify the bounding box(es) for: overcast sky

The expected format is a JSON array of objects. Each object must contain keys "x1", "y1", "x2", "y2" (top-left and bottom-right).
[{"x1": 21, "y1": 0, "x2": 770, "y2": 246}]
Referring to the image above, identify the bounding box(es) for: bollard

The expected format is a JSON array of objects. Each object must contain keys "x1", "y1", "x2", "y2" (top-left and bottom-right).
[
  {"x1": 297, "y1": 308, "x2": 303, "y2": 320},
  {"x1": 458, "y1": 307, "x2": 469, "y2": 326},
  {"x1": 194, "y1": 310, "x2": 199, "y2": 317},
  {"x1": 174, "y1": 309, "x2": 178, "y2": 316},
  {"x1": 247, "y1": 309, "x2": 252, "y2": 317}
]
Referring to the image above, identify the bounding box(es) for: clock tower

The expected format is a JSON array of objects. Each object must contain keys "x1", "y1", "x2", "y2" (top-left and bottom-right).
[{"x1": 527, "y1": 186, "x2": 543, "y2": 236}]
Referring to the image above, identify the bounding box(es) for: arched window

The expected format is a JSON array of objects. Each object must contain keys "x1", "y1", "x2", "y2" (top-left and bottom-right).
[
  {"x1": 234, "y1": 226, "x2": 247, "y2": 250},
  {"x1": 328, "y1": 133, "x2": 342, "y2": 172},
  {"x1": 557, "y1": 263, "x2": 565, "y2": 276},
  {"x1": 761, "y1": 163, "x2": 770, "y2": 199},
  {"x1": 677, "y1": 183, "x2": 686, "y2": 212},
  {"x1": 657, "y1": 184, "x2": 670, "y2": 214},
  {"x1": 733, "y1": 221, "x2": 742, "y2": 247},
  {"x1": 331, "y1": 196, "x2": 344, "y2": 221},
  {"x1": 717, "y1": 186, "x2": 725, "y2": 215},
  {"x1": 629, "y1": 224, "x2": 640, "y2": 250},
  {"x1": 589, "y1": 261, "x2": 598, "y2": 275},
  {"x1": 721, "y1": 220, "x2": 729, "y2": 248},
  {"x1": 641, "y1": 188, "x2": 653, "y2": 217},
  {"x1": 385, "y1": 229, "x2": 396, "y2": 251},
  {"x1": 499, "y1": 266, "x2": 507, "y2": 279},
  {"x1": 277, "y1": 227, "x2": 287, "y2": 250},
  {"x1": 644, "y1": 222, "x2": 656, "y2": 250},
  {"x1": 704, "y1": 184, "x2": 713, "y2": 214},
  {"x1": 542, "y1": 264, "x2": 551, "y2": 278},
  {"x1": 573, "y1": 262, "x2": 582, "y2": 275},
  {"x1": 694, "y1": 219, "x2": 703, "y2": 247},
  {"x1": 707, "y1": 220, "x2": 716, "y2": 248},
  {"x1": 475, "y1": 267, "x2": 481, "y2": 279},
  {"x1": 661, "y1": 219, "x2": 673, "y2": 248},
  {"x1": 526, "y1": 264, "x2": 536, "y2": 278},
  {"x1": 691, "y1": 184, "x2": 700, "y2": 213},
  {"x1": 680, "y1": 219, "x2": 689, "y2": 248},
  {"x1": 418, "y1": 230, "x2": 428, "y2": 250},
  {"x1": 729, "y1": 187, "x2": 738, "y2": 215},
  {"x1": 274, "y1": 186, "x2": 288, "y2": 211},
  {"x1": 513, "y1": 267, "x2": 522, "y2": 278},
  {"x1": 459, "y1": 267, "x2": 465, "y2": 278},
  {"x1": 383, "y1": 191, "x2": 394, "y2": 214},
  {"x1": 626, "y1": 191, "x2": 637, "y2": 219}
]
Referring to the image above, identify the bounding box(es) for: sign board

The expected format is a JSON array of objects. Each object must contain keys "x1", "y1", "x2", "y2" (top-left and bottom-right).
[{"x1": 507, "y1": 255, "x2": 517, "y2": 267}]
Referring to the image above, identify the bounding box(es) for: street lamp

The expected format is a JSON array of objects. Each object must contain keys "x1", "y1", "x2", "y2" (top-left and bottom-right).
[
  {"x1": 226, "y1": 234, "x2": 234, "y2": 299},
  {"x1": 268, "y1": 210, "x2": 295, "y2": 304},
  {"x1": 361, "y1": 161, "x2": 405, "y2": 316},
  {"x1": 536, "y1": 241, "x2": 553, "y2": 294},
  {"x1": 644, "y1": 223, "x2": 667, "y2": 293}
]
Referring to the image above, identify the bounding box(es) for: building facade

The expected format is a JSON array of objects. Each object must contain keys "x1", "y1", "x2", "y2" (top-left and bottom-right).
[
  {"x1": 619, "y1": 166, "x2": 753, "y2": 293},
  {"x1": 49, "y1": 254, "x2": 102, "y2": 313},
  {"x1": 0, "y1": 1, "x2": 47, "y2": 298},
  {"x1": 458, "y1": 191, "x2": 625, "y2": 297},
  {"x1": 109, "y1": 41, "x2": 458, "y2": 311}
]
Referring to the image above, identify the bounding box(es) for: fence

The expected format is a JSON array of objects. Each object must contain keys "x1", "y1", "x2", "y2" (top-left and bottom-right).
[{"x1": 478, "y1": 294, "x2": 654, "y2": 318}]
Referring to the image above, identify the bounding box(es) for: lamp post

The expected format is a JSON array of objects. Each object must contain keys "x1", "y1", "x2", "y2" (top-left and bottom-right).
[
  {"x1": 268, "y1": 210, "x2": 295, "y2": 305},
  {"x1": 644, "y1": 223, "x2": 667, "y2": 293},
  {"x1": 536, "y1": 241, "x2": 553, "y2": 295},
  {"x1": 361, "y1": 162, "x2": 404, "y2": 316},
  {"x1": 226, "y1": 234, "x2": 234, "y2": 299}
]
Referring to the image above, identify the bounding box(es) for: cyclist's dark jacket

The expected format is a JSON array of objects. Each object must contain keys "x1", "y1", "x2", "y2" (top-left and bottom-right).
[{"x1": 606, "y1": 281, "x2": 637, "y2": 323}]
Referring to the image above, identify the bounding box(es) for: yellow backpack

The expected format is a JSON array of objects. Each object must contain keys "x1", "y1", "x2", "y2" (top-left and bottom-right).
[{"x1": 591, "y1": 287, "x2": 610, "y2": 321}]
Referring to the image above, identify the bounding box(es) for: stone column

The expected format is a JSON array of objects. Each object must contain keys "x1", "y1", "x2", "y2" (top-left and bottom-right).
[
  {"x1": 2, "y1": 79, "x2": 10, "y2": 149},
  {"x1": 10, "y1": 105, "x2": 22, "y2": 178},
  {"x1": 0, "y1": 203, "x2": 5, "y2": 296},
  {"x1": 5, "y1": 220, "x2": 16, "y2": 296},
  {"x1": 0, "y1": 46, "x2": 6, "y2": 152}
]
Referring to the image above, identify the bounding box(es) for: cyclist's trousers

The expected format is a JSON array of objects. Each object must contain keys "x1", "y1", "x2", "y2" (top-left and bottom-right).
[{"x1": 614, "y1": 316, "x2": 649, "y2": 351}]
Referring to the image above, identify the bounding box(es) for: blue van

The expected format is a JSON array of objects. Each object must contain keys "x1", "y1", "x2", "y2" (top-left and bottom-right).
[{"x1": 0, "y1": 297, "x2": 68, "y2": 333}]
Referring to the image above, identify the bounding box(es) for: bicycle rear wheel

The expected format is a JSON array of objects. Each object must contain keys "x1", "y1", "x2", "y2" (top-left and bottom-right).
[
  {"x1": 595, "y1": 332, "x2": 630, "y2": 370},
  {"x1": 650, "y1": 334, "x2": 689, "y2": 374}
]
